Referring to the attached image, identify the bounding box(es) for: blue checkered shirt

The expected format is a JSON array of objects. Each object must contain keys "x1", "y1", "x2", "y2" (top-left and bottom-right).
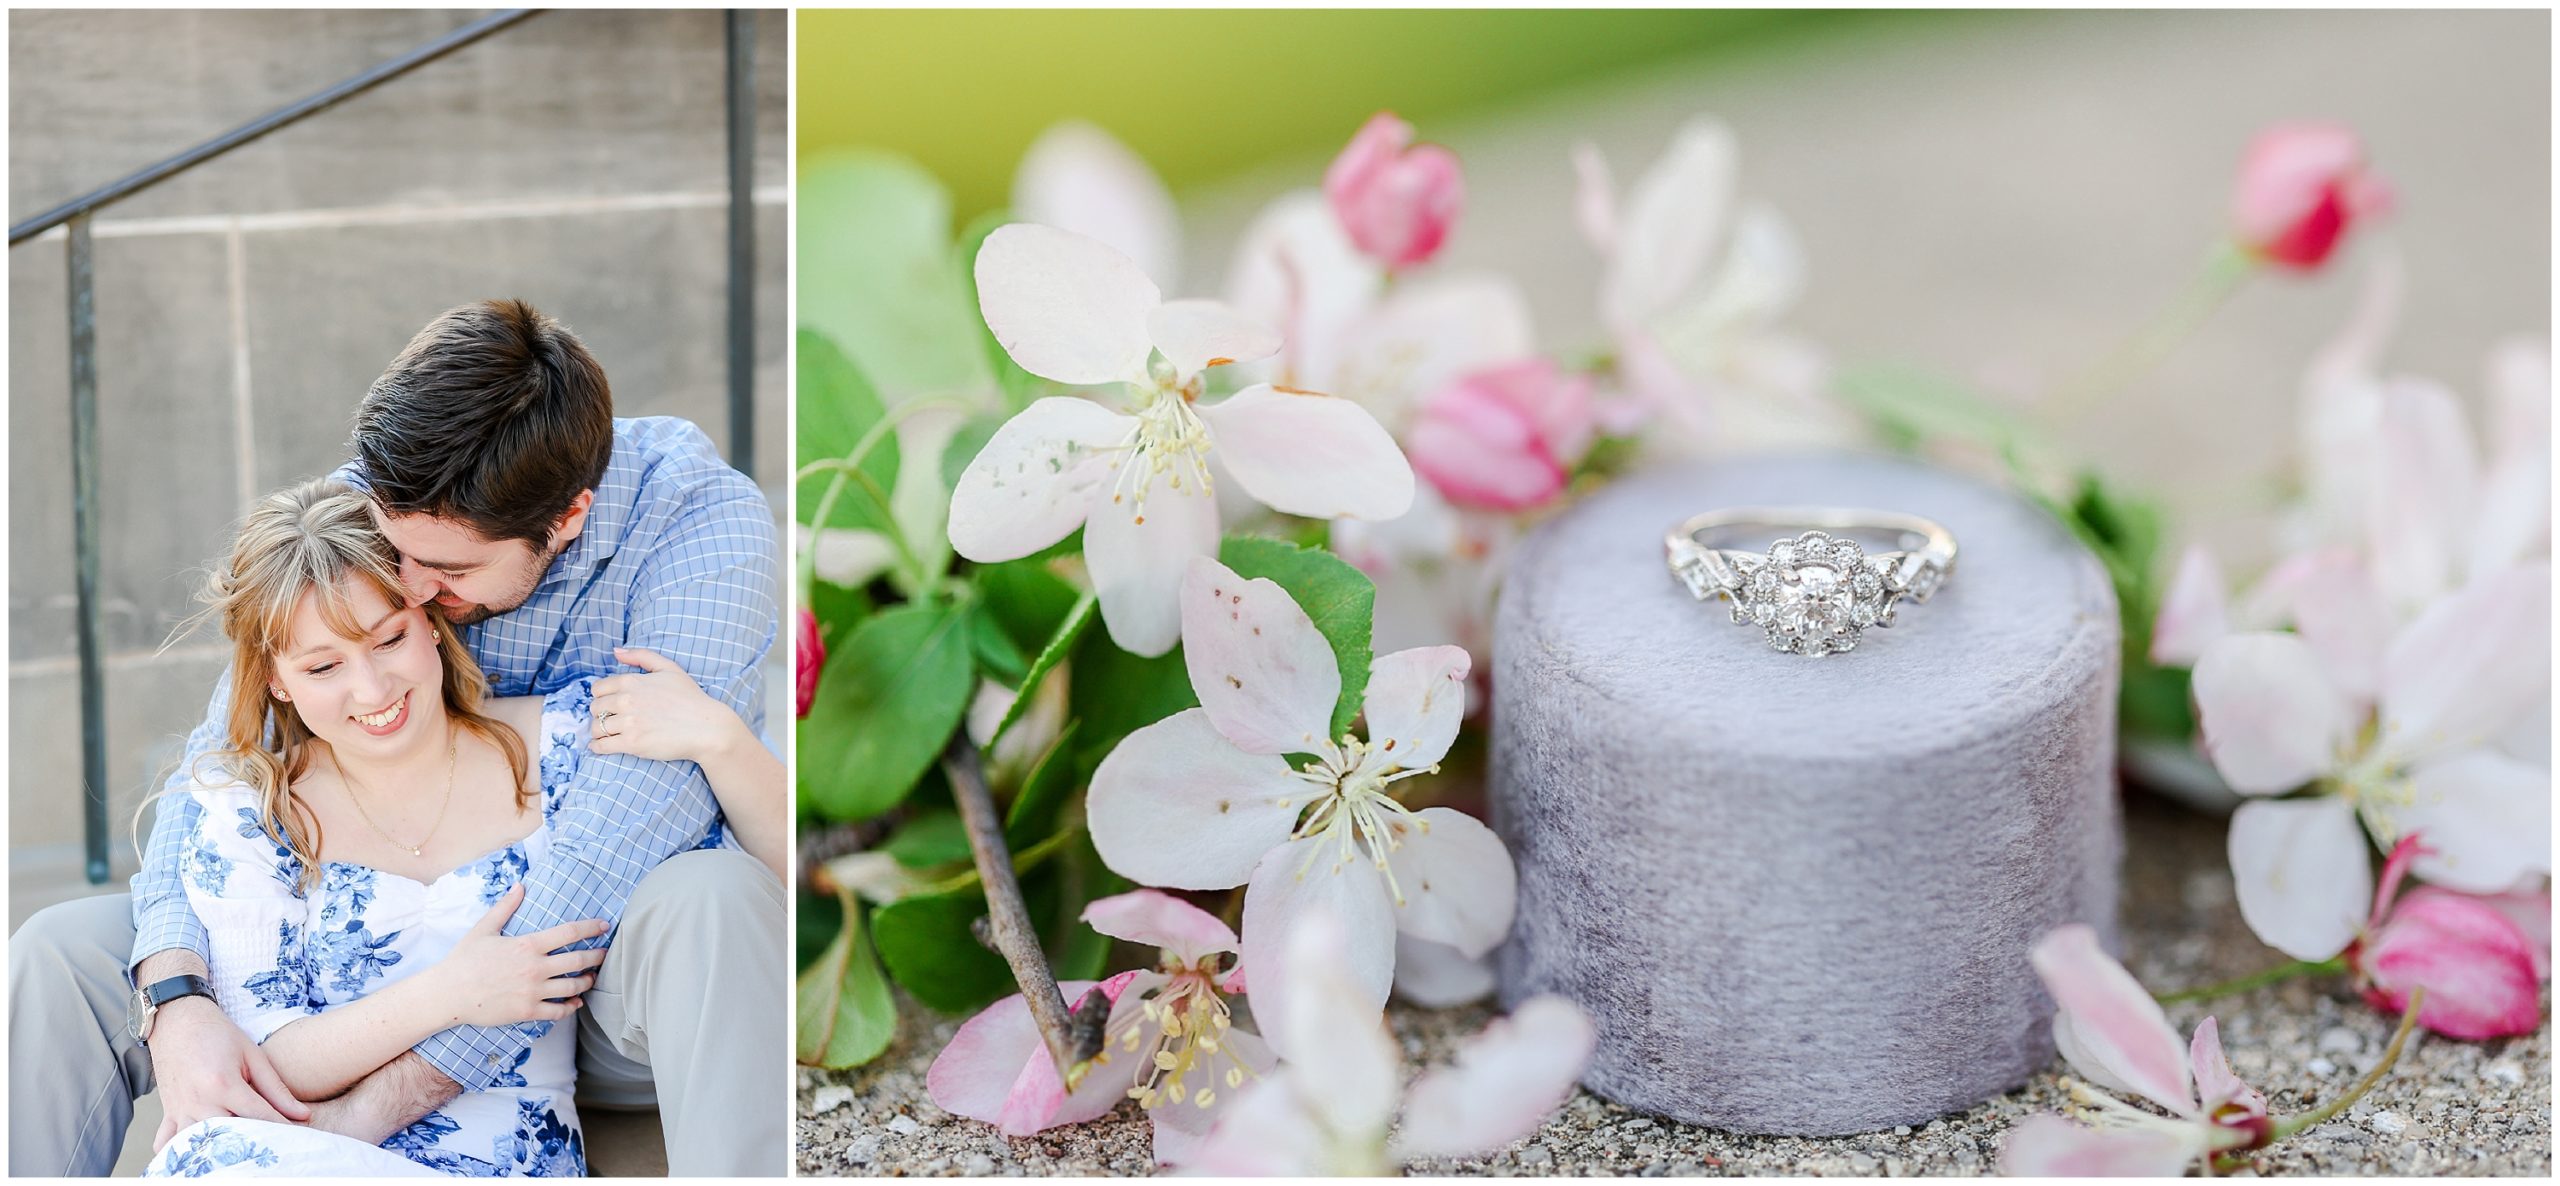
[{"x1": 131, "y1": 416, "x2": 778, "y2": 1090}]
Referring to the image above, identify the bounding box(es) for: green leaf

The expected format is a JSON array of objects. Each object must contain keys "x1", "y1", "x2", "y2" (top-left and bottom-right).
[
  {"x1": 807, "y1": 579, "x2": 874, "y2": 654},
  {"x1": 798, "y1": 603, "x2": 976, "y2": 820},
  {"x1": 1219, "y1": 536, "x2": 1377, "y2": 738},
  {"x1": 1068, "y1": 626, "x2": 1199, "y2": 774},
  {"x1": 955, "y1": 209, "x2": 1041, "y2": 412},
  {"x1": 884, "y1": 809, "x2": 973, "y2": 869},
  {"x1": 1041, "y1": 835, "x2": 1127, "y2": 984},
  {"x1": 796, "y1": 151, "x2": 988, "y2": 404},
  {"x1": 795, "y1": 330, "x2": 901, "y2": 535},
  {"x1": 1004, "y1": 720, "x2": 1084, "y2": 852},
  {"x1": 795, "y1": 893, "x2": 896, "y2": 1068},
  {"x1": 994, "y1": 592, "x2": 1094, "y2": 749},
  {"x1": 1833, "y1": 362, "x2": 2044, "y2": 459},
  {"x1": 969, "y1": 602, "x2": 1032, "y2": 686},
  {"x1": 795, "y1": 887, "x2": 844, "y2": 972},
  {"x1": 974, "y1": 559, "x2": 1082, "y2": 657},
  {"x1": 871, "y1": 886, "x2": 1017, "y2": 1014}
]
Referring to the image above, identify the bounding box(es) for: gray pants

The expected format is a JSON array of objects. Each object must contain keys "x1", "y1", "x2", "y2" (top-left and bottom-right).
[{"x1": 8, "y1": 847, "x2": 786, "y2": 1177}]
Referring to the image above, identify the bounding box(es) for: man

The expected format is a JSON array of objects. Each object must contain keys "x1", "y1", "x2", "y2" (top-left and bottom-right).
[{"x1": 8, "y1": 300, "x2": 785, "y2": 1176}]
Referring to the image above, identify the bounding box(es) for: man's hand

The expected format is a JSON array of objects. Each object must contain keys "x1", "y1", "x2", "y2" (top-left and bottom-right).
[
  {"x1": 145, "y1": 995, "x2": 310, "y2": 1151},
  {"x1": 300, "y1": 1052, "x2": 462, "y2": 1147}
]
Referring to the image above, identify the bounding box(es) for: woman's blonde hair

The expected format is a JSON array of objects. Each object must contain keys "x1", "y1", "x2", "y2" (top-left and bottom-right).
[{"x1": 167, "y1": 477, "x2": 529, "y2": 890}]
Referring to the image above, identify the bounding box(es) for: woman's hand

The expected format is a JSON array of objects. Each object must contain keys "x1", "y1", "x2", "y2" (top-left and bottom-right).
[
  {"x1": 424, "y1": 886, "x2": 608, "y2": 1027},
  {"x1": 591, "y1": 647, "x2": 753, "y2": 764}
]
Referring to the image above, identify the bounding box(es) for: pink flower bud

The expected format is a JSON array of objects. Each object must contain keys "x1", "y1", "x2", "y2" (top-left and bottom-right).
[
  {"x1": 2350, "y1": 836, "x2": 2544, "y2": 1039},
  {"x1": 1407, "y1": 360, "x2": 1596, "y2": 512},
  {"x1": 1324, "y1": 112, "x2": 1464, "y2": 270},
  {"x1": 794, "y1": 605, "x2": 825, "y2": 719},
  {"x1": 2230, "y1": 122, "x2": 2391, "y2": 271}
]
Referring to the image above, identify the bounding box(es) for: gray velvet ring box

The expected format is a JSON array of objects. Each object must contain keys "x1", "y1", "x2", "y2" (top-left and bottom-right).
[{"x1": 1489, "y1": 454, "x2": 2123, "y2": 1136}]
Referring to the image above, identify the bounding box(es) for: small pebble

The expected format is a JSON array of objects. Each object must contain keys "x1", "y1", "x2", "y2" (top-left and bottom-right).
[
  {"x1": 1894, "y1": 1125, "x2": 1912, "y2": 1136},
  {"x1": 2307, "y1": 1056, "x2": 2337, "y2": 1076},
  {"x1": 2369, "y1": 1111, "x2": 2407, "y2": 1136},
  {"x1": 1622, "y1": 1118, "x2": 1655, "y2": 1131},
  {"x1": 887, "y1": 1114, "x2": 922, "y2": 1136},
  {"x1": 1848, "y1": 1153, "x2": 1879, "y2": 1173},
  {"x1": 2487, "y1": 1059, "x2": 2525, "y2": 1086},
  {"x1": 1518, "y1": 1144, "x2": 1554, "y2": 1166},
  {"x1": 962, "y1": 1154, "x2": 998, "y2": 1176},
  {"x1": 810, "y1": 1085, "x2": 854, "y2": 1116},
  {"x1": 843, "y1": 1136, "x2": 879, "y2": 1167},
  {"x1": 2317, "y1": 1026, "x2": 2363, "y2": 1054}
]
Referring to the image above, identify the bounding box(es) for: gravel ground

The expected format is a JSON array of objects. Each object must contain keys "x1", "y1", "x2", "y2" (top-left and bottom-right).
[{"x1": 795, "y1": 795, "x2": 2552, "y2": 1176}]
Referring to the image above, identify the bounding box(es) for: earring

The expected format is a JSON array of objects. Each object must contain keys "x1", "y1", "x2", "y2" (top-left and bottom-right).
[{"x1": 270, "y1": 687, "x2": 289, "y2": 702}]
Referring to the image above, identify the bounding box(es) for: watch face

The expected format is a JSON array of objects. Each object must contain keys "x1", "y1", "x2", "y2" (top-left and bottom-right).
[{"x1": 125, "y1": 986, "x2": 151, "y2": 1044}]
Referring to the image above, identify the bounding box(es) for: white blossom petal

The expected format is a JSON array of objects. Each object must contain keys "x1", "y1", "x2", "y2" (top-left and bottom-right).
[
  {"x1": 1081, "y1": 888, "x2": 1240, "y2": 966},
  {"x1": 1268, "y1": 908, "x2": 1401, "y2": 1141},
  {"x1": 1171, "y1": 1068, "x2": 1333, "y2": 1176},
  {"x1": 1181, "y1": 558, "x2": 1342, "y2": 756},
  {"x1": 1200, "y1": 383, "x2": 1415, "y2": 522},
  {"x1": 2192, "y1": 633, "x2": 2358, "y2": 794},
  {"x1": 2150, "y1": 545, "x2": 2232, "y2": 667},
  {"x1": 1240, "y1": 836, "x2": 1398, "y2": 1066},
  {"x1": 1603, "y1": 117, "x2": 1735, "y2": 332},
  {"x1": 2396, "y1": 748, "x2": 2553, "y2": 893},
  {"x1": 1146, "y1": 1024, "x2": 1278, "y2": 1168},
  {"x1": 2367, "y1": 377, "x2": 2481, "y2": 609},
  {"x1": 977, "y1": 222, "x2": 1161, "y2": 387},
  {"x1": 1012, "y1": 120, "x2": 1181, "y2": 286},
  {"x1": 2471, "y1": 338, "x2": 2552, "y2": 579},
  {"x1": 1085, "y1": 468, "x2": 1220, "y2": 657},
  {"x1": 946, "y1": 397, "x2": 1133, "y2": 562},
  {"x1": 1360, "y1": 646, "x2": 1471, "y2": 771},
  {"x1": 1326, "y1": 275, "x2": 1536, "y2": 428},
  {"x1": 1380, "y1": 808, "x2": 1517, "y2": 958},
  {"x1": 1222, "y1": 190, "x2": 1381, "y2": 392},
  {"x1": 1391, "y1": 934, "x2": 1498, "y2": 1007},
  {"x1": 1148, "y1": 300, "x2": 1280, "y2": 383},
  {"x1": 2228, "y1": 796, "x2": 2373, "y2": 961},
  {"x1": 2378, "y1": 562, "x2": 2551, "y2": 766},
  {"x1": 1088, "y1": 709, "x2": 1308, "y2": 890},
  {"x1": 2280, "y1": 551, "x2": 2395, "y2": 705},
  {"x1": 1393, "y1": 995, "x2": 1595, "y2": 1160},
  {"x1": 1570, "y1": 140, "x2": 1617, "y2": 254}
]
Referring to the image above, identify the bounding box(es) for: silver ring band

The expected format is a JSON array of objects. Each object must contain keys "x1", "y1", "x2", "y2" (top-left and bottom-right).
[{"x1": 1664, "y1": 506, "x2": 1957, "y2": 656}]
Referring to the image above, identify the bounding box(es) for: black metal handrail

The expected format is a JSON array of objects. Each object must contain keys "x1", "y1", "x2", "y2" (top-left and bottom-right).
[{"x1": 9, "y1": 9, "x2": 761, "y2": 882}]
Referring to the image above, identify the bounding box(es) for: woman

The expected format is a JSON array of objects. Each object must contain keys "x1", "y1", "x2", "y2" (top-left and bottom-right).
[{"x1": 143, "y1": 478, "x2": 780, "y2": 1177}]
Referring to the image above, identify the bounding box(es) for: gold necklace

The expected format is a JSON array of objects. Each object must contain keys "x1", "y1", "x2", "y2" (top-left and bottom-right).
[{"x1": 338, "y1": 726, "x2": 459, "y2": 858}]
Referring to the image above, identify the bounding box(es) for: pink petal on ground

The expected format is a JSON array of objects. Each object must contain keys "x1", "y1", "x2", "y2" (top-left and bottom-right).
[
  {"x1": 2029, "y1": 925, "x2": 2195, "y2": 1116},
  {"x1": 2187, "y1": 1017, "x2": 2266, "y2": 1118},
  {"x1": 1998, "y1": 1114, "x2": 2201, "y2": 1177},
  {"x1": 1392, "y1": 995, "x2": 1596, "y2": 1160},
  {"x1": 2360, "y1": 887, "x2": 2545, "y2": 1039}
]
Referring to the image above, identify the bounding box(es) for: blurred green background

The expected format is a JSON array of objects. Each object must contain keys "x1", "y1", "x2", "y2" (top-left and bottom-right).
[{"x1": 797, "y1": 8, "x2": 1867, "y2": 217}]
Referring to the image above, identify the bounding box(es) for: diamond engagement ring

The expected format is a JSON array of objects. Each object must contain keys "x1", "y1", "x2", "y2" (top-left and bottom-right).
[{"x1": 1664, "y1": 507, "x2": 1957, "y2": 656}]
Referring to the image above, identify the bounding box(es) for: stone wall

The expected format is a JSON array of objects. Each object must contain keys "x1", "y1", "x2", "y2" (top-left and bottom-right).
[{"x1": 7, "y1": 8, "x2": 789, "y2": 904}]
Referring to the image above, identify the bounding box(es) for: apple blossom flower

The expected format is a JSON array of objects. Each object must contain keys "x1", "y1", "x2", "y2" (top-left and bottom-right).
[
  {"x1": 1406, "y1": 359, "x2": 1597, "y2": 512},
  {"x1": 2000, "y1": 926, "x2": 2272, "y2": 1176},
  {"x1": 927, "y1": 889, "x2": 1274, "y2": 1165},
  {"x1": 2348, "y1": 836, "x2": 2545, "y2": 1040},
  {"x1": 2192, "y1": 562, "x2": 2551, "y2": 959},
  {"x1": 794, "y1": 606, "x2": 824, "y2": 718},
  {"x1": 948, "y1": 223, "x2": 1415, "y2": 656},
  {"x1": 1324, "y1": 113, "x2": 1464, "y2": 271},
  {"x1": 1177, "y1": 911, "x2": 1594, "y2": 1175},
  {"x1": 2230, "y1": 122, "x2": 2391, "y2": 272},
  {"x1": 1086, "y1": 557, "x2": 1516, "y2": 1058},
  {"x1": 1571, "y1": 118, "x2": 1842, "y2": 454}
]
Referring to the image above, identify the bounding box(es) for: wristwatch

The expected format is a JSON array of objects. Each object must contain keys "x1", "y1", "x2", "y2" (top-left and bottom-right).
[{"x1": 127, "y1": 973, "x2": 216, "y2": 1046}]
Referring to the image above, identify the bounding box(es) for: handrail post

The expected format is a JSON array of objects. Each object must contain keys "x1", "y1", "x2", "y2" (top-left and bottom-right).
[
  {"x1": 68, "y1": 214, "x2": 110, "y2": 884},
  {"x1": 724, "y1": 8, "x2": 756, "y2": 480}
]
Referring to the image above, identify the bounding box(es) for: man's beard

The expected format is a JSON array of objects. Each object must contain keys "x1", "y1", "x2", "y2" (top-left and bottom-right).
[{"x1": 435, "y1": 539, "x2": 564, "y2": 625}]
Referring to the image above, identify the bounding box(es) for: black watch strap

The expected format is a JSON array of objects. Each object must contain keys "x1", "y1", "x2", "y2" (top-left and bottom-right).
[{"x1": 141, "y1": 973, "x2": 215, "y2": 1009}]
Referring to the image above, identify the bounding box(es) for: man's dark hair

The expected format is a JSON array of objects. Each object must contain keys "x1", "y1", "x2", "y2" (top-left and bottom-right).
[{"x1": 352, "y1": 299, "x2": 614, "y2": 547}]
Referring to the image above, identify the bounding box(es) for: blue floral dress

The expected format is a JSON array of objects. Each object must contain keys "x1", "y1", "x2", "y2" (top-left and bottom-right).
[{"x1": 144, "y1": 680, "x2": 732, "y2": 1178}]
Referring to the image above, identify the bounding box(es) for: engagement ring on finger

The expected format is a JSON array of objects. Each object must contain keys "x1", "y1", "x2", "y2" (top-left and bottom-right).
[{"x1": 1663, "y1": 507, "x2": 1956, "y2": 657}]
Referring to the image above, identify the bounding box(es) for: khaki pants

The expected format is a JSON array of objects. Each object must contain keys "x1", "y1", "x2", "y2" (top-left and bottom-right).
[{"x1": 8, "y1": 847, "x2": 786, "y2": 1177}]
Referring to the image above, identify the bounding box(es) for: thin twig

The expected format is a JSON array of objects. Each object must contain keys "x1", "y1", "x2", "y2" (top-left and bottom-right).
[
  {"x1": 943, "y1": 732, "x2": 1082, "y2": 1084},
  {"x1": 2272, "y1": 986, "x2": 2427, "y2": 1141}
]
